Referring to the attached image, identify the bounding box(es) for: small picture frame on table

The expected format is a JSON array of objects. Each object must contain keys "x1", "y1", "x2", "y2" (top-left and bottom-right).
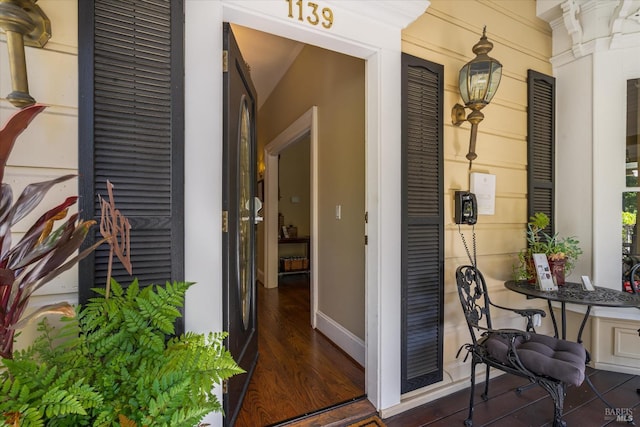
[
  {"x1": 533, "y1": 253, "x2": 557, "y2": 291},
  {"x1": 581, "y1": 275, "x2": 595, "y2": 291}
]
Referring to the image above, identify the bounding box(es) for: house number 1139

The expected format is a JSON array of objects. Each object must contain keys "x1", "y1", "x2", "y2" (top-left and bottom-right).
[{"x1": 286, "y1": 0, "x2": 334, "y2": 29}]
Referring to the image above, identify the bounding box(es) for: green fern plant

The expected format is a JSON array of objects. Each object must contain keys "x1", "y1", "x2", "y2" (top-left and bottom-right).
[{"x1": 0, "y1": 279, "x2": 244, "y2": 427}]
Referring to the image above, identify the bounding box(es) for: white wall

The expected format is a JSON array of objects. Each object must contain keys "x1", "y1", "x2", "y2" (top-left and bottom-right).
[
  {"x1": 554, "y1": 55, "x2": 594, "y2": 281},
  {"x1": 542, "y1": 0, "x2": 640, "y2": 293},
  {"x1": 544, "y1": 0, "x2": 640, "y2": 374}
]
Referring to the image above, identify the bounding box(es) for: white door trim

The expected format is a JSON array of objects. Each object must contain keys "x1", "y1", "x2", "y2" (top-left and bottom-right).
[
  {"x1": 184, "y1": 1, "x2": 430, "y2": 419},
  {"x1": 264, "y1": 107, "x2": 319, "y2": 328}
]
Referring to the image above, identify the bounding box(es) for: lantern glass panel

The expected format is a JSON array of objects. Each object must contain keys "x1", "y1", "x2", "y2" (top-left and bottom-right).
[
  {"x1": 485, "y1": 62, "x2": 502, "y2": 103},
  {"x1": 459, "y1": 65, "x2": 471, "y2": 104},
  {"x1": 467, "y1": 61, "x2": 491, "y2": 103}
]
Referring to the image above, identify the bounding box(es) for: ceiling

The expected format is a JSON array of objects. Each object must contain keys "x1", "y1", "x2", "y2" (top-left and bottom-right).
[{"x1": 231, "y1": 24, "x2": 304, "y2": 109}]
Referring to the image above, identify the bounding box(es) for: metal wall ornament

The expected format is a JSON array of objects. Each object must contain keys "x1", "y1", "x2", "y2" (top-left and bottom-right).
[
  {"x1": 0, "y1": 0, "x2": 51, "y2": 108},
  {"x1": 452, "y1": 27, "x2": 502, "y2": 169}
]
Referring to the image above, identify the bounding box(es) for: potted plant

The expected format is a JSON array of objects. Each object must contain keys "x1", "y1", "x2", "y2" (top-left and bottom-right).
[
  {"x1": 0, "y1": 104, "x2": 107, "y2": 359},
  {"x1": 0, "y1": 105, "x2": 244, "y2": 425},
  {"x1": 515, "y1": 212, "x2": 583, "y2": 285},
  {"x1": 1, "y1": 280, "x2": 244, "y2": 426}
]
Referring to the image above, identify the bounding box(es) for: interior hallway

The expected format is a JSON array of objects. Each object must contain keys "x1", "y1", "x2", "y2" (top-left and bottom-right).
[{"x1": 235, "y1": 274, "x2": 366, "y2": 426}]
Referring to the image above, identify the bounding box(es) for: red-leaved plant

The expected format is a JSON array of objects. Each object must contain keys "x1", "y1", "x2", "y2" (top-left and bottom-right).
[{"x1": 0, "y1": 104, "x2": 130, "y2": 359}]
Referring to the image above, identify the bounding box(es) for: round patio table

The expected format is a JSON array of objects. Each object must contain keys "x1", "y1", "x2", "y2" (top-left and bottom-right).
[
  {"x1": 505, "y1": 279, "x2": 640, "y2": 409},
  {"x1": 504, "y1": 280, "x2": 640, "y2": 342}
]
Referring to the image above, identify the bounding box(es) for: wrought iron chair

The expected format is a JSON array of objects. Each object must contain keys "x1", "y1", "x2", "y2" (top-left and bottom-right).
[
  {"x1": 455, "y1": 265, "x2": 586, "y2": 427},
  {"x1": 622, "y1": 253, "x2": 640, "y2": 294}
]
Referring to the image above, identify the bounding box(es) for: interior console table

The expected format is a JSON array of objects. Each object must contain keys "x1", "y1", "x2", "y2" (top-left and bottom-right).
[
  {"x1": 278, "y1": 236, "x2": 310, "y2": 275},
  {"x1": 504, "y1": 280, "x2": 640, "y2": 342}
]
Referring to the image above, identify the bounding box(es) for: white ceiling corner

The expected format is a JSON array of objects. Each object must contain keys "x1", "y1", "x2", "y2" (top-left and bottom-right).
[{"x1": 231, "y1": 24, "x2": 304, "y2": 109}]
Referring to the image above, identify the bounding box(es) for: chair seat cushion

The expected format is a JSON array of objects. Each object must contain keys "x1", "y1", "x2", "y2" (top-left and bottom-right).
[{"x1": 483, "y1": 332, "x2": 586, "y2": 386}]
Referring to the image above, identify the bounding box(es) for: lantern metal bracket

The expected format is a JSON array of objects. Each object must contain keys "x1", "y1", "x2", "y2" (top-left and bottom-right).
[
  {"x1": 0, "y1": 0, "x2": 51, "y2": 108},
  {"x1": 452, "y1": 103, "x2": 467, "y2": 126}
]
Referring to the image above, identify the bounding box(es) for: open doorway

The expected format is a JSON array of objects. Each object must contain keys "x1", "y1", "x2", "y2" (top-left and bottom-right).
[
  {"x1": 188, "y1": 3, "x2": 427, "y2": 421},
  {"x1": 263, "y1": 108, "x2": 318, "y2": 326},
  {"x1": 257, "y1": 40, "x2": 367, "y2": 370},
  {"x1": 273, "y1": 133, "x2": 312, "y2": 284},
  {"x1": 232, "y1": 25, "x2": 366, "y2": 424}
]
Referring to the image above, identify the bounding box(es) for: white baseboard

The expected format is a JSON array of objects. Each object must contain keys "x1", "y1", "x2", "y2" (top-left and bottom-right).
[
  {"x1": 315, "y1": 311, "x2": 365, "y2": 367},
  {"x1": 381, "y1": 379, "x2": 468, "y2": 419},
  {"x1": 594, "y1": 362, "x2": 640, "y2": 376},
  {"x1": 380, "y1": 369, "x2": 505, "y2": 419}
]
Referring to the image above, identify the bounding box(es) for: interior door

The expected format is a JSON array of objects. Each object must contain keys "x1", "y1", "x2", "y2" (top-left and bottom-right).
[{"x1": 222, "y1": 22, "x2": 258, "y2": 426}]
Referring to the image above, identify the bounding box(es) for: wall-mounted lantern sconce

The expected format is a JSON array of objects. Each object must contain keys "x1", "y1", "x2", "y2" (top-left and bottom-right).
[
  {"x1": 0, "y1": 0, "x2": 51, "y2": 108},
  {"x1": 452, "y1": 27, "x2": 502, "y2": 169}
]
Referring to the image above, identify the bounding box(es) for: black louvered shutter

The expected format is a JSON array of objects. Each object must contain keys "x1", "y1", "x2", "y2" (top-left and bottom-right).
[
  {"x1": 78, "y1": 0, "x2": 185, "y2": 319},
  {"x1": 401, "y1": 54, "x2": 444, "y2": 393},
  {"x1": 527, "y1": 70, "x2": 555, "y2": 234}
]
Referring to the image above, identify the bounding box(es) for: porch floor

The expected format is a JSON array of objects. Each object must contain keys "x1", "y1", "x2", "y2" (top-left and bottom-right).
[{"x1": 384, "y1": 367, "x2": 640, "y2": 426}]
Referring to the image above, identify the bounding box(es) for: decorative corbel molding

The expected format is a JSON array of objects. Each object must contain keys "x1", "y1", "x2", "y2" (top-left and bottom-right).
[
  {"x1": 610, "y1": 0, "x2": 640, "y2": 48},
  {"x1": 611, "y1": 0, "x2": 634, "y2": 33},
  {"x1": 611, "y1": 0, "x2": 634, "y2": 46},
  {"x1": 561, "y1": 0, "x2": 584, "y2": 57},
  {"x1": 628, "y1": 6, "x2": 640, "y2": 25}
]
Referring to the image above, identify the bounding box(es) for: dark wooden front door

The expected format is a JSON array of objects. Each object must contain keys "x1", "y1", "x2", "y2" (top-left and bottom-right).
[{"x1": 222, "y1": 23, "x2": 259, "y2": 426}]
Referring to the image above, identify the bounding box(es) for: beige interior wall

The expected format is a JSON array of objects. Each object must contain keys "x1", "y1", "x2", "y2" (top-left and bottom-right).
[
  {"x1": 402, "y1": 0, "x2": 555, "y2": 382},
  {"x1": 258, "y1": 45, "x2": 366, "y2": 339},
  {"x1": 278, "y1": 136, "x2": 311, "y2": 261},
  {"x1": 278, "y1": 135, "x2": 311, "y2": 238}
]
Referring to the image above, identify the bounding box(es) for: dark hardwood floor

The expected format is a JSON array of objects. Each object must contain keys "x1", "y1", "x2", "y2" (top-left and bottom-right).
[
  {"x1": 233, "y1": 274, "x2": 640, "y2": 426},
  {"x1": 384, "y1": 367, "x2": 640, "y2": 426},
  {"x1": 235, "y1": 274, "x2": 365, "y2": 426}
]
